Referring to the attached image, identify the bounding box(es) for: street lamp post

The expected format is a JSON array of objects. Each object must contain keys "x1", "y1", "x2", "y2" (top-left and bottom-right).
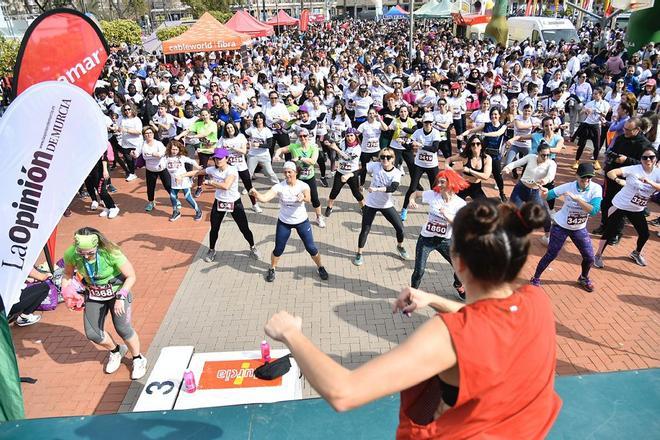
[{"x1": 409, "y1": 0, "x2": 415, "y2": 60}]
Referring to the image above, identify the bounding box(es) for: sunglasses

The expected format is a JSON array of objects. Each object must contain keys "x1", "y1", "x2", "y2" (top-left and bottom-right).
[
  {"x1": 299, "y1": 134, "x2": 308, "y2": 138},
  {"x1": 76, "y1": 248, "x2": 97, "y2": 256},
  {"x1": 123, "y1": 107, "x2": 131, "y2": 111},
  {"x1": 441, "y1": 88, "x2": 449, "y2": 91},
  {"x1": 470, "y1": 142, "x2": 482, "y2": 146},
  {"x1": 538, "y1": 153, "x2": 550, "y2": 158},
  {"x1": 641, "y1": 155, "x2": 656, "y2": 160},
  {"x1": 380, "y1": 155, "x2": 393, "y2": 160}
]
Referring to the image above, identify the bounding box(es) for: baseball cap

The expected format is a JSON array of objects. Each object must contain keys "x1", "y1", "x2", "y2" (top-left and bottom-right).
[
  {"x1": 450, "y1": 82, "x2": 460, "y2": 90},
  {"x1": 422, "y1": 113, "x2": 434, "y2": 123},
  {"x1": 297, "y1": 127, "x2": 309, "y2": 136},
  {"x1": 346, "y1": 127, "x2": 359, "y2": 135},
  {"x1": 577, "y1": 162, "x2": 595, "y2": 178},
  {"x1": 646, "y1": 79, "x2": 656, "y2": 87},
  {"x1": 283, "y1": 161, "x2": 297, "y2": 172},
  {"x1": 298, "y1": 106, "x2": 309, "y2": 114},
  {"x1": 212, "y1": 148, "x2": 230, "y2": 160}
]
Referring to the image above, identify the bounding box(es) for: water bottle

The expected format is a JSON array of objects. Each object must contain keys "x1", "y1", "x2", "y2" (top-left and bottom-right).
[
  {"x1": 183, "y1": 369, "x2": 197, "y2": 393},
  {"x1": 260, "y1": 340, "x2": 271, "y2": 363}
]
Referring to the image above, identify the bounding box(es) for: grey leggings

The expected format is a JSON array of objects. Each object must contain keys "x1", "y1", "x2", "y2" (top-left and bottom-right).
[{"x1": 83, "y1": 293, "x2": 135, "y2": 344}]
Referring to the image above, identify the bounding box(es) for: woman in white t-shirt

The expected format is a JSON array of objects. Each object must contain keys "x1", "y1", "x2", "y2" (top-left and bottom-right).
[
  {"x1": 250, "y1": 161, "x2": 329, "y2": 283},
  {"x1": 353, "y1": 148, "x2": 408, "y2": 267},
  {"x1": 164, "y1": 140, "x2": 202, "y2": 222},
  {"x1": 217, "y1": 122, "x2": 262, "y2": 213},
  {"x1": 411, "y1": 169, "x2": 468, "y2": 301},
  {"x1": 324, "y1": 128, "x2": 365, "y2": 218},
  {"x1": 245, "y1": 112, "x2": 279, "y2": 185},
  {"x1": 119, "y1": 102, "x2": 143, "y2": 181},
  {"x1": 594, "y1": 147, "x2": 660, "y2": 268},
  {"x1": 532, "y1": 163, "x2": 603, "y2": 293},
  {"x1": 141, "y1": 126, "x2": 171, "y2": 213},
  {"x1": 186, "y1": 148, "x2": 259, "y2": 264},
  {"x1": 357, "y1": 108, "x2": 389, "y2": 186}
]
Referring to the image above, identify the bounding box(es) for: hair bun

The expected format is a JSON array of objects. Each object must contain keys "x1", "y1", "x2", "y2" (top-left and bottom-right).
[
  {"x1": 515, "y1": 202, "x2": 548, "y2": 235},
  {"x1": 466, "y1": 199, "x2": 500, "y2": 236}
]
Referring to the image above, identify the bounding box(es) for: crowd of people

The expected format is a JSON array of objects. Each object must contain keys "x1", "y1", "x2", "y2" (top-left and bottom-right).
[{"x1": 4, "y1": 15, "x2": 659, "y2": 436}]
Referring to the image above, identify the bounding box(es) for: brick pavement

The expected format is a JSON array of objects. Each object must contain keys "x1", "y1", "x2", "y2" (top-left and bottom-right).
[{"x1": 10, "y1": 141, "x2": 659, "y2": 418}]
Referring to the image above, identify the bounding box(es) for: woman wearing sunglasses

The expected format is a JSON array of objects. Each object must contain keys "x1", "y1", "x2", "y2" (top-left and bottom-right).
[
  {"x1": 324, "y1": 128, "x2": 365, "y2": 218},
  {"x1": 447, "y1": 135, "x2": 492, "y2": 201},
  {"x1": 400, "y1": 113, "x2": 443, "y2": 222},
  {"x1": 353, "y1": 148, "x2": 408, "y2": 266},
  {"x1": 532, "y1": 163, "x2": 602, "y2": 292},
  {"x1": 411, "y1": 169, "x2": 469, "y2": 300},
  {"x1": 594, "y1": 147, "x2": 660, "y2": 268},
  {"x1": 62, "y1": 227, "x2": 147, "y2": 380}
]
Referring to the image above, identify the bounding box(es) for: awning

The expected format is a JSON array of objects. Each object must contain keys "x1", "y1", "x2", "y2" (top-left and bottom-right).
[
  {"x1": 266, "y1": 10, "x2": 299, "y2": 26},
  {"x1": 226, "y1": 9, "x2": 273, "y2": 37},
  {"x1": 162, "y1": 12, "x2": 251, "y2": 54}
]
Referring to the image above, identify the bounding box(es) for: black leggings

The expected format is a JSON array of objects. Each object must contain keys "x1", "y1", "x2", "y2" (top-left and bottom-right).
[
  {"x1": 238, "y1": 169, "x2": 257, "y2": 205},
  {"x1": 85, "y1": 161, "x2": 116, "y2": 209},
  {"x1": 146, "y1": 169, "x2": 172, "y2": 202},
  {"x1": 272, "y1": 132, "x2": 291, "y2": 157},
  {"x1": 439, "y1": 138, "x2": 452, "y2": 159},
  {"x1": 109, "y1": 136, "x2": 127, "y2": 173},
  {"x1": 403, "y1": 166, "x2": 438, "y2": 209},
  {"x1": 301, "y1": 177, "x2": 321, "y2": 208},
  {"x1": 575, "y1": 123, "x2": 601, "y2": 161},
  {"x1": 452, "y1": 118, "x2": 466, "y2": 151},
  {"x1": 120, "y1": 148, "x2": 136, "y2": 175},
  {"x1": 358, "y1": 151, "x2": 380, "y2": 186},
  {"x1": 457, "y1": 182, "x2": 487, "y2": 200},
  {"x1": 328, "y1": 171, "x2": 364, "y2": 202},
  {"x1": 317, "y1": 141, "x2": 335, "y2": 177},
  {"x1": 358, "y1": 206, "x2": 405, "y2": 249},
  {"x1": 197, "y1": 152, "x2": 212, "y2": 187},
  {"x1": 486, "y1": 152, "x2": 505, "y2": 194},
  {"x1": 602, "y1": 207, "x2": 649, "y2": 253},
  {"x1": 209, "y1": 198, "x2": 255, "y2": 250}
]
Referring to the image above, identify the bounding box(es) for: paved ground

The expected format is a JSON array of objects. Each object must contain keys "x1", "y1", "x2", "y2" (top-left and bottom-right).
[{"x1": 10, "y1": 142, "x2": 660, "y2": 418}]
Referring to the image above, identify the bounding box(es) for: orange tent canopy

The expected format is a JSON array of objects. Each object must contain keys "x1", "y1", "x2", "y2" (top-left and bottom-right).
[
  {"x1": 226, "y1": 10, "x2": 274, "y2": 37},
  {"x1": 266, "y1": 10, "x2": 299, "y2": 26},
  {"x1": 162, "y1": 12, "x2": 251, "y2": 55}
]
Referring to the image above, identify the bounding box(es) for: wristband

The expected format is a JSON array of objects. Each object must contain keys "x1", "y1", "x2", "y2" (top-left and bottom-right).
[{"x1": 116, "y1": 289, "x2": 129, "y2": 300}]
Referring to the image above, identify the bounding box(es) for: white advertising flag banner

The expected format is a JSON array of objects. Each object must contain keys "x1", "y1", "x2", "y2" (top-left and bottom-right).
[{"x1": 0, "y1": 81, "x2": 106, "y2": 313}]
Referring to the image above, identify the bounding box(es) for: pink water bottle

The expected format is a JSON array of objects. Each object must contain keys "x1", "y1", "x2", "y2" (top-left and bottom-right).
[
  {"x1": 260, "y1": 340, "x2": 271, "y2": 363},
  {"x1": 183, "y1": 369, "x2": 197, "y2": 393}
]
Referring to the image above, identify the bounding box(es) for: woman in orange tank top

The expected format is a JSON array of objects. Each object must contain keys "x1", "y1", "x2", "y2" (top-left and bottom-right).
[{"x1": 265, "y1": 199, "x2": 562, "y2": 439}]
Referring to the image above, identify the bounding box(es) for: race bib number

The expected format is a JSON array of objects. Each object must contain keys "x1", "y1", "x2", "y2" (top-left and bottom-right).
[
  {"x1": 87, "y1": 284, "x2": 115, "y2": 302},
  {"x1": 217, "y1": 201, "x2": 235, "y2": 212},
  {"x1": 299, "y1": 166, "x2": 313, "y2": 178},
  {"x1": 425, "y1": 221, "x2": 448, "y2": 235},
  {"x1": 631, "y1": 193, "x2": 648, "y2": 207},
  {"x1": 418, "y1": 152, "x2": 434, "y2": 163},
  {"x1": 367, "y1": 138, "x2": 379, "y2": 149},
  {"x1": 251, "y1": 139, "x2": 265, "y2": 148},
  {"x1": 452, "y1": 107, "x2": 461, "y2": 117},
  {"x1": 438, "y1": 131, "x2": 447, "y2": 141},
  {"x1": 567, "y1": 211, "x2": 588, "y2": 226},
  {"x1": 228, "y1": 154, "x2": 243, "y2": 166},
  {"x1": 339, "y1": 161, "x2": 353, "y2": 171}
]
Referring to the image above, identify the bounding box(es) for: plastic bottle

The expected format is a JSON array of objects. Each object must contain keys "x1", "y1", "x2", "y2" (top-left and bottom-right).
[
  {"x1": 260, "y1": 340, "x2": 271, "y2": 363},
  {"x1": 183, "y1": 369, "x2": 197, "y2": 393}
]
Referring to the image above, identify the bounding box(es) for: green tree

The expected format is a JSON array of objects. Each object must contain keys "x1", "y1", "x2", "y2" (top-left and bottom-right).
[
  {"x1": 208, "y1": 10, "x2": 232, "y2": 23},
  {"x1": 181, "y1": 0, "x2": 231, "y2": 18},
  {"x1": 156, "y1": 25, "x2": 190, "y2": 41},
  {"x1": 0, "y1": 36, "x2": 20, "y2": 78},
  {"x1": 100, "y1": 19, "x2": 142, "y2": 46}
]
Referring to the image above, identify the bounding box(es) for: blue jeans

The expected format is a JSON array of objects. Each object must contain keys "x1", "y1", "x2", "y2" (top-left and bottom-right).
[
  {"x1": 509, "y1": 182, "x2": 551, "y2": 232},
  {"x1": 274, "y1": 219, "x2": 318, "y2": 257},
  {"x1": 170, "y1": 188, "x2": 199, "y2": 212},
  {"x1": 504, "y1": 144, "x2": 529, "y2": 166},
  {"x1": 411, "y1": 235, "x2": 460, "y2": 289}
]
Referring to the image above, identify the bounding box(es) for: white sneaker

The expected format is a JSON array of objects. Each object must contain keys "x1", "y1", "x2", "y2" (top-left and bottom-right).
[
  {"x1": 107, "y1": 207, "x2": 120, "y2": 219},
  {"x1": 242, "y1": 189, "x2": 248, "y2": 195},
  {"x1": 252, "y1": 203, "x2": 263, "y2": 213},
  {"x1": 90, "y1": 201, "x2": 99, "y2": 210},
  {"x1": 105, "y1": 344, "x2": 128, "y2": 374},
  {"x1": 16, "y1": 313, "x2": 41, "y2": 327},
  {"x1": 131, "y1": 355, "x2": 148, "y2": 380},
  {"x1": 317, "y1": 216, "x2": 326, "y2": 228},
  {"x1": 540, "y1": 235, "x2": 550, "y2": 246},
  {"x1": 99, "y1": 209, "x2": 109, "y2": 217},
  {"x1": 126, "y1": 174, "x2": 137, "y2": 182}
]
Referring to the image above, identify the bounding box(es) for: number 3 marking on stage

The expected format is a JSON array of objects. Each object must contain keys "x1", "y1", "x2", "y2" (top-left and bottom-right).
[{"x1": 145, "y1": 380, "x2": 175, "y2": 395}]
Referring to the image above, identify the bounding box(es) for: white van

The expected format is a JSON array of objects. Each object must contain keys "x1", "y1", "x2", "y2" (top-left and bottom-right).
[{"x1": 507, "y1": 17, "x2": 579, "y2": 46}]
